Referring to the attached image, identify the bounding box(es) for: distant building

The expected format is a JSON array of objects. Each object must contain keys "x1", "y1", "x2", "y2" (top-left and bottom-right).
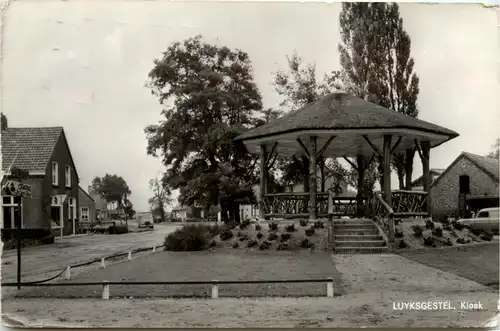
[
  {"x1": 89, "y1": 189, "x2": 109, "y2": 221},
  {"x1": 411, "y1": 169, "x2": 445, "y2": 191},
  {"x1": 429, "y1": 152, "x2": 499, "y2": 218},
  {"x1": 78, "y1": 186, "x2": 95, "y2": 231},
  {"x1": 171, "y1": 205, "x2": 203, "y2": 220}
]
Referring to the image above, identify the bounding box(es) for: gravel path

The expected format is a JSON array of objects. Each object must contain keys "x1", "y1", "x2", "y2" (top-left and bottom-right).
[{"x1": 2, "y1": 295, "x2": 498, "y2": 328}]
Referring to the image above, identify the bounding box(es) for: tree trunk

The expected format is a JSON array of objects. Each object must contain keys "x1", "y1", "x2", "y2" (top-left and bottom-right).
[
  {"x1": 221, "y1": 203, "x2": 229, "y2": 223},
  {"x1": 159, "y1": 204, "x2": 166, "y2": 222},
  {"x1": 302, "y1": 156, "x2": 310, "y2": 193},
  {"x1": 233, "y1": 203, "x2": 241, "y2": 224},
  {"x1": 377, "y1": 155, "x2": 385, "y2": 189},
  {"x1": 397, "y1": 169, "x2": 405, "y2": 190},
  {"x1": 404, "y1": 149, "x2": 415, "y2": 190}
]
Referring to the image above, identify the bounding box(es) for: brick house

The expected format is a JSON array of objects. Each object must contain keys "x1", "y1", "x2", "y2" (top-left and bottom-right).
[
  {"x1": 78, "y1": 186, "x2": 95, "y2": 226},
  {"x1": 1, "y1": 127, "x2": 80, "y2": 235},
  {"x1": 429, "y1": 152, "x2": 499, "y2": 219},
  {"x1": 90, "y1": 190, "x2": 109, "y2": 221}
]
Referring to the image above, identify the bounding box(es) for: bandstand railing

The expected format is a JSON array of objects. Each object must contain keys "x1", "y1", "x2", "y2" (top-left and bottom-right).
[
  {"x1": 371, "y1": 190, "x2": 428, "y2": 218},
  {"x1": 262, "y1": 192, "x2": 362, "y2": 218}
]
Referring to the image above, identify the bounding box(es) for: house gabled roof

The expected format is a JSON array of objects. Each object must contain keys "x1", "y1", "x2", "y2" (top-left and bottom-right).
[
  {"x1": 1, "y1": 126, "x2": 80, "y2": 180},
  {"x1": 78, "y1": 186, "x2": 95, "y2": 202},
  {"x1": 432, "y1": 152, "x2": 499, "y2": 188}
]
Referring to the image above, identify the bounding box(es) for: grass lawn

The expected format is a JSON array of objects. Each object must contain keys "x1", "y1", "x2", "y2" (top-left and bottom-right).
[
  {"x1": 7, "y1": 249, "x2": 343, "y2": 299},
  {"x1": 399, "y1": 242, "x2": 499, "y2": 289}
]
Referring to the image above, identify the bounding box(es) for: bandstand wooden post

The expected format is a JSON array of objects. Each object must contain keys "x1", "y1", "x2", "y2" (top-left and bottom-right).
[{"x1": 259, "y1": 144, "x2": 267, "y2": 219}]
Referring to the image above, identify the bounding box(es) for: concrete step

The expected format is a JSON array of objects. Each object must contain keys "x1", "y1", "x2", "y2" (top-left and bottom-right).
[
  {"x1": 334, "y1": 220, "x2": 374, "y2": 226},
  {"x1": 334, "y1": 224, "x2": 377, "y2": 230},
  {"x1": 333, "y1": 247, "x2": 390, "y2": 254},
  {"x1": 335, "y1": 240, "x2": 387, "y2": 247},
  {"x1": 334, "y1": 235, "x2": 383, "y2": 241},
  {"x1": 334, "y1": 229, "x2": 380, "y2": 236}
]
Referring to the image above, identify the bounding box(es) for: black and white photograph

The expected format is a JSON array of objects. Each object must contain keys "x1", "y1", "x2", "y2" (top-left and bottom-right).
[{"x1": 0, "y1": 0, "x2": 499, "y2": 328}]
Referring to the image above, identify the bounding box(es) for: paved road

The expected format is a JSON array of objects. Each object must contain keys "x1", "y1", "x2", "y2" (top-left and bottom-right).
[{"x1": 1, "y1": 223, "x2": 181, "y2": 282}]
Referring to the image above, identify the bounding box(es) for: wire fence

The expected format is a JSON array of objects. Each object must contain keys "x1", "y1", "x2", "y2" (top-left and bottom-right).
[{"x1": 3, "y1": 244, "x2": 165, "y2": 286}]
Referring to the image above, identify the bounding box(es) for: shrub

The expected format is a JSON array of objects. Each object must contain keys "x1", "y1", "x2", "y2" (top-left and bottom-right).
[
  {"x1": 423, "y1": 236, "x2": 436, "y2": 247},
  {"x1": 394, "y1": 219, "x2": 402, "y2": 225},
  {"x1": 256, "y1": 232, "x2": 264, "y2": 239},
  {"x1": 232, "y1": 242, "x2": 239, "y2": 249},
  {"x1": 277, "y1": 243, "x2": 288, "y2": 251},
  {"x1": 109, "y1": 224, "x2": 129, "y2": 235},
  {"x1": 313, "y1": 221, "x2": 324, "y2": 229},
  {"x1": 207, "y1": 224, "x2": 223, "y2": 237},
  {"x1": 247, "y1": 240, "x2": 258, "y2": 248},
  {"x1": 237, "y1": 231, "x2": 243, "y2": 237},
  {"x1": 425, "y1": 219, "x2": 435, "y2": 229},
  {"x1": 412, "y1": 225, "x2": 424, "y2": 237},
  {"x1": 453, "y1": 221, "x2": 465, "y2": 231},
  {"x1": 209, "y1": 240, "x2": 217, "y2": 248},
  {"x1": 268, "y1": 233, "x2": 279, "y2": 241},
  {"x1": 305, "y1": 227, "x2": 315, "y2": 236},
  {"x1": 299, "y1": 219, "x2": 309, "y2": 227},
  {"x1": 255, "y1": 224, "x2": 262, "y2": 231},
  {"x1": 269, "y1": 223, "x2": 279, "y2": 231},
  {"x1": 444, "y1": 238, "x2": 453, "y2": 246},
  {"x1": 432, "y1": 227, "x2": 443, "y2": 237},
  {"x1": 456, "y1": 237, "x2": 471, "y2": 244},
  {"x1": 481, "y1": 232, "x2": 493, "y2": 241},
  {"x1": 395, "y1": 229, "x2": 403, "y2": 238},
  {"x1": 220, "y1": 229, "x2": 234, "y2": 241},
  {"x1": 285, "y1": 224, "x2": 296, "y2": 232},
  {"x1": 300, "y1": 238, "x2": 315, "y2": 249},
  {"x1": 280, "y1": 233, "x2": 291, "y2": 242},
  {"x1": 259, "y1": 241, "x2": 272, "y2": 250},
  {"x1": 450, "y1": 230, "x2": 458, "y2": 237},
  {"x1": 239, "y1": 220, "x2": 251, "y2": 230},
  {"x1": 398, "y1": 240, "x2": 408, "y2": 249},
  {"x1": 443, "y1": 224, "x2": 452, "y2": 231},
  {"x1": 164, "y1": 224, "x2": 210, "y2": 251},
  {"x1": 470, "y1": 228, "x2": 481, "y2": 236},
  {"x1": 239, "y1": 234, "x2": 249, "y2": 241}
]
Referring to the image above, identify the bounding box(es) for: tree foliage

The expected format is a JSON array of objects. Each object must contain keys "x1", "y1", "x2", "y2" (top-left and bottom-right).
[
  {"x1": 272, "y1": 52, "x2": 346, "y2": 193},
  {"x1": 144, "y1": 35, "x2": 265, "y2": 223},
  {"x1": 338, "y1": 2, "x2": 420, "y2": 190},
  {"x1": 1, "y1": 113, "x2": 7, "y2": 131},
  {"x1": 487, "y1": 138, "x2": 500, "y2": 159},
  {"x1": 148, "y1": 176, "x2": 172, "y2": 222},
  {"x1": 90, "y1": 174, "x2": 132, "y2": 208}
]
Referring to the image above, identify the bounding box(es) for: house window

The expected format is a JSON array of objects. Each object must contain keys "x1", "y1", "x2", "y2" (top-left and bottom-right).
[
  {"x1": 52, "y1": 162, "x2": 59, "y2": 185},
  {"x1": 65, "y1": 165, "x2": 71, "y2": 187},
  {"x1": 1, "y1": 195, "x2": 22, "y2": 229},
  {"x1": 81, "y1": 207, "x2": 89, "y2": 222}
]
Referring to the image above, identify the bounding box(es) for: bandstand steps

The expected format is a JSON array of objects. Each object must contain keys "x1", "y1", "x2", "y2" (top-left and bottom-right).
[{"x1": 332, "y1": 219, "x2": 389, "y2": 254}]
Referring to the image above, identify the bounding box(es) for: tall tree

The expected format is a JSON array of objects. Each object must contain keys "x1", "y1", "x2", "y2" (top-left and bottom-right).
[
  {"x1": 1, "y1": 113, "x2": 7, "y2": 131},
  {"x1": 144, "y1": 35, "x2": 264, "y2": 223},
  {"x1": 487, "y1": 138, "x2": 500, "y2": 159},
  {"x1": 91, "y1": 174, "x2": 132, "y2": 210},
  {"x1": 272, "y1": 52, "x2": 345, "y2": 193},
  {"x1": 338, "y1": 2, "x2": 420, "y2": 190},
  {"x1": 148, "y1": 176, "x2": 172, "y2": 222}
]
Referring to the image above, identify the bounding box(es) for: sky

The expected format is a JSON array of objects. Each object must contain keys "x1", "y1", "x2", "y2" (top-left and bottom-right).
[{"x1": 1, "y1": 1, "x2": 498, "y2": 212}]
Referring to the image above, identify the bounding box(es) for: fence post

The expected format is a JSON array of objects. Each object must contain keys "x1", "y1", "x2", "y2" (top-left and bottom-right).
[
  {"x1": 152, "y1": 246, "x2": 156, "y2": 253},
  {"x1": 327, "y1": 277, "x2": 334, "y2": 297},
  {"x1": 102, "y1": 280, "x2": 110, "y2": 300},
  {"x1": 128, "y1": 251, "x2": 132, "y2": 261},
  {"x1": 101, "y1": 257, "x2": 106, "y2": 268},
  {"x1": 211, "y1": 280, "x2": 219, "y2": 299},
  {"x1": 64, "y1": 266, "x2": 71, "y2": 280}
]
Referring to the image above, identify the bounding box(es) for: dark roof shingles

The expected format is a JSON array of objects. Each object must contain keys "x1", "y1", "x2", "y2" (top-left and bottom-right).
[
  {"x1": 236, "y1": 92, "x2": 459, "y2": 140},
  {"x1": 463, "y1": 152, "x2": 499, "y2": 181},
  {"x1": 1, "y1": 127, "x2": 63, "y2": 172}
]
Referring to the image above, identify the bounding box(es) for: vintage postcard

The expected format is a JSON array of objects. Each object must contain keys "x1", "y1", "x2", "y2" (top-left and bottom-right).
[{"x1": 0, "y1": 0, "x2": 498, "y2": 328}]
